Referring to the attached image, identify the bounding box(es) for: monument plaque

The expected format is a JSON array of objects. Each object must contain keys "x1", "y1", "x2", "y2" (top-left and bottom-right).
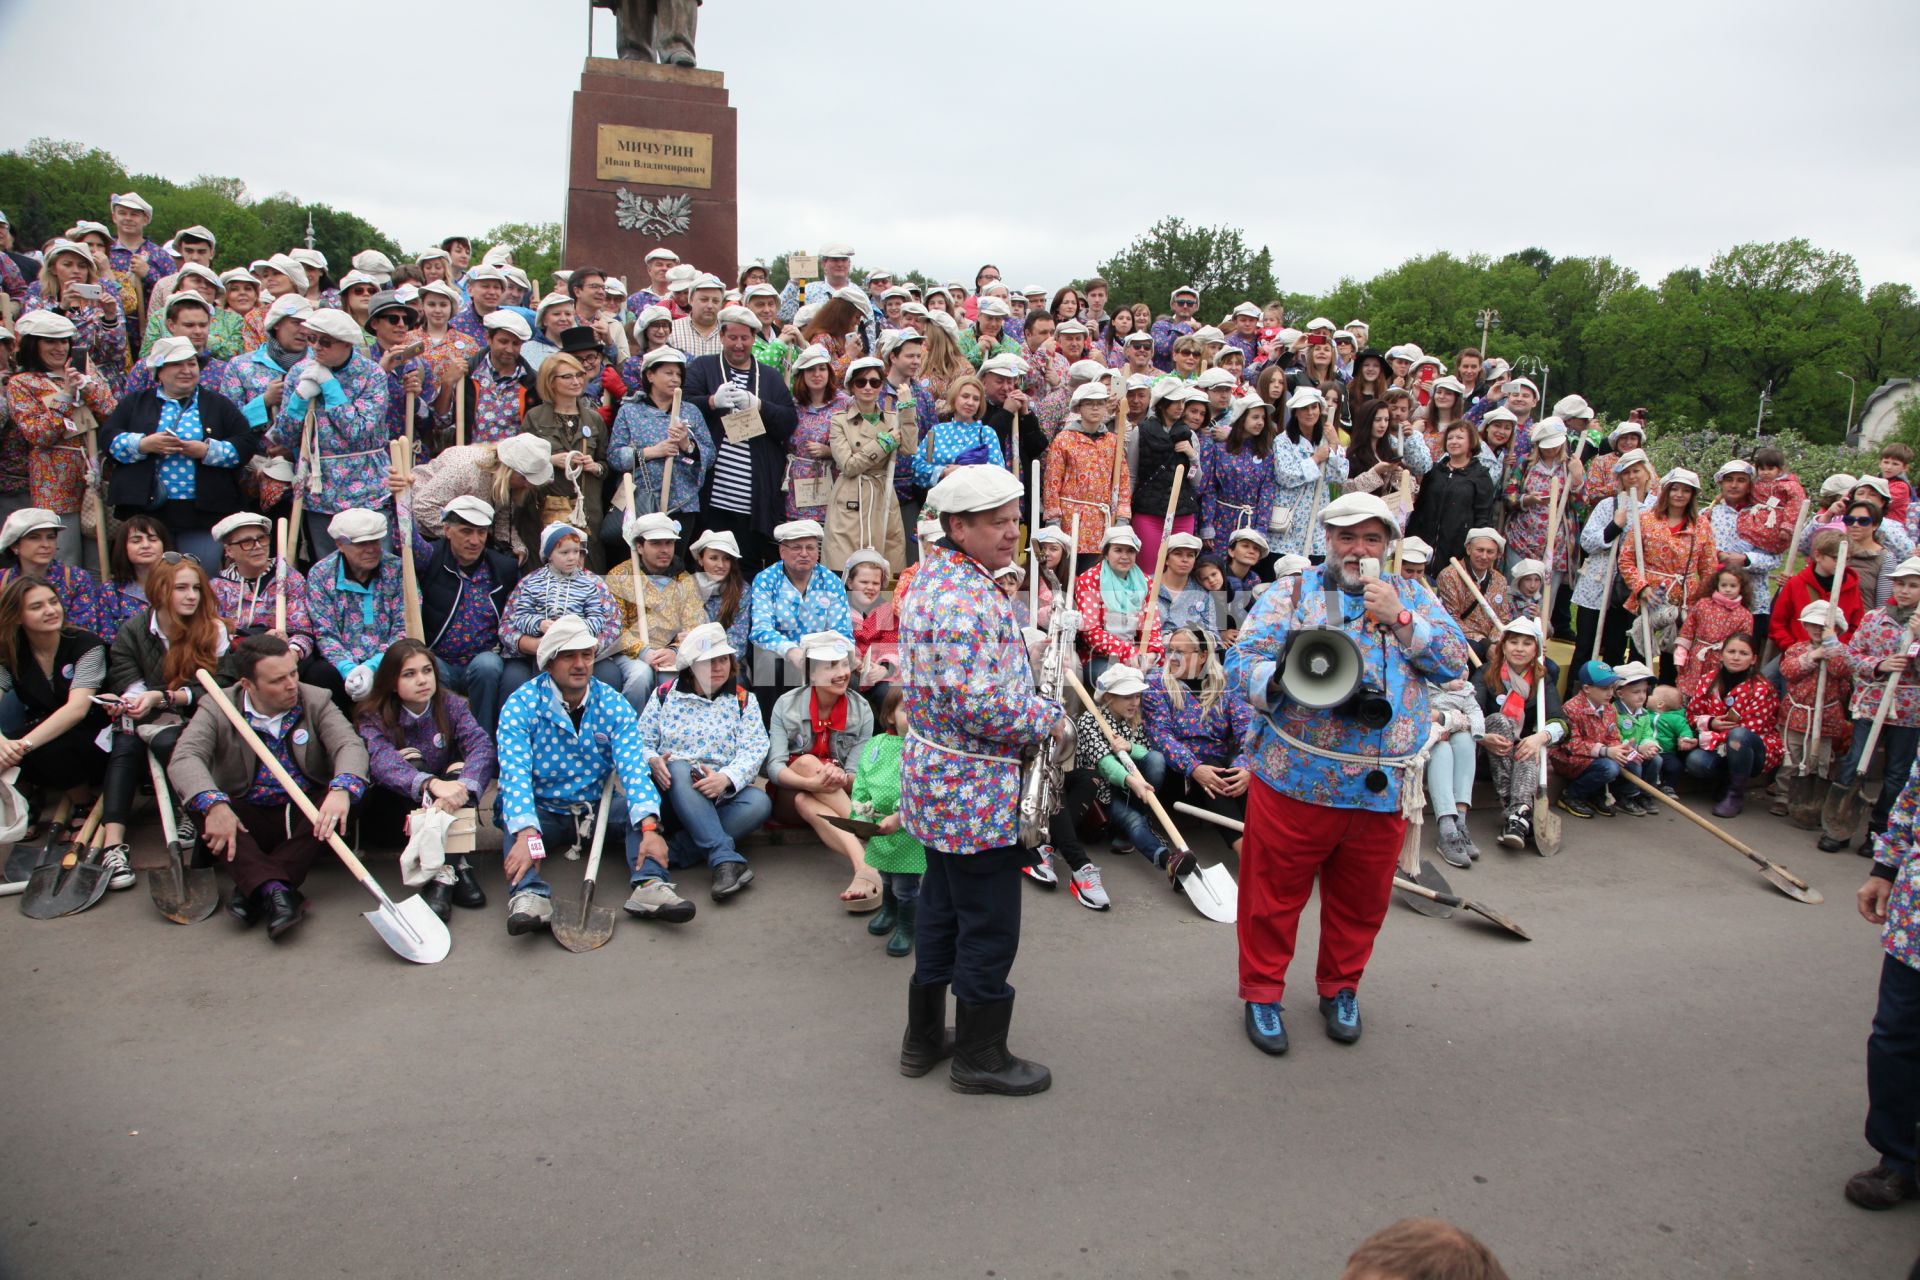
[{"x1": 564, "y1": 57, "x2": 737, "y2": 286}]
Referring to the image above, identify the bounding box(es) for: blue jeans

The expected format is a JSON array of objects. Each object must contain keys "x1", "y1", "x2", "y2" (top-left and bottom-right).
[
  {"x1": 614, "y1": 655, "x2": 658, "y2": 714},
  {"x1": 496, "y1": 800, "x2": 636, "y2": 898},
  {"x1": 1565, "y1": 755, "x2": 1619, "y2": 800},
  {"x1": 1836, "y1": 722, "x2": 1920, "y2": 837},
  {"x1": 1107, "y1": 749, "x2": 1169, "y2": 860},
  {"x1": 1868, "y1": 952, "x2": 1920, "y2": 1176},
  {"x1": 654, "y1": 759, "x2": 769, "y2": 874},
  {"x1": 1657, "y1": 751, "x2": 1685, "y2": 787},
  {"x1": 435, "y1": 651, "x2": 506, "y2": 734},
  {"x1": 1425, "y1": 733, "x2": 1476, "y2": 815},
  {"x1": 882, "y1": 870, "x2": 921, "y2": 904},
  {"x1": 1685, "y1": 727, "x2": 1763, "y2": 785}
]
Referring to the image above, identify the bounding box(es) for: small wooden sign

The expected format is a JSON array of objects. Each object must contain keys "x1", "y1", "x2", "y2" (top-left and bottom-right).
[
  {"x1": 787, "y1": 253, "x2": 820, "y2": 280},
  {"x1": 596, "y1": 124, "x2": 713, "y2": 189}
]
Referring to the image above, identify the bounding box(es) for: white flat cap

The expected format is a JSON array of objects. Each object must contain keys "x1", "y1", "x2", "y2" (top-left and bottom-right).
[
  {"x1": 1164, "y1": 532, "x2": 1203, "y2": 553},
  {"x1": 0, "y1": 508, "x2": 61, "y2": 552},
  {"x1": 676, "y1": 621, "x2": 736, "y2": 668},
  {"x1": 1553, "y1": 394, "x2": 1594, "y2": 420},
  {"x1": 690, "y1": 529, "x2": 742, "y2": 560},
  {"x1": 1500, "y1": 617, "x2": 1544, "y2": 640},
  {"x1": 420, "y1": 280, "x2": 462, "y2": 306},
  {"x1": 146, "y1": 335, "x2": 197, "y2": 368},
  {"x1": 1611, "y1": 660, "x2": 1656, "y2": 684},
  {"x1": 212, "y1": 513, "x2": 272, "y2": 541},
  {"x1": 690, "y1": 273, "x2": 727, "y2": 293},
  {"x1": 303, "y1": 309, "x2": 365, "y2": 347},
  {"x1": 219, "y1": 268, "x2": 258, "y2": 288},
  {"x1": 1607, "y1": 421, "x2": 1644, "y2": 444},
  {"x1": 1661, "y1": 467, "x2": 1702, "y2": 491},
  {"x1": 1855, "y1": 475, "x2": 1894, "y2": 501},
  {"x1": 1123, "y1": 330, "x2": 1153, "y2": 346},
  {"x1": 1612, "y1": 448, "x2": 1651, "y2": 475},
  {"x1": 800, "y1": 630, "x2": 853, "y2": 662},
  {"x1": 1531, "y1": 419, "x2": 1568, "y2": 451},
  {"x1": 715, "y1": 304, "x2": 761, "y2": 332},
  {"x1": 1715, "y1": 459, "x2": 1755, "y2": 481},
  {"x1": 1032, "y1": 525, "x2": 1072, "y2": 549},
  {"x1": 1095, "y1": 664, "x2": 1148, "y2": 697},
  {"x1": 352, "y1": 249, "x2": 395, "y2": 280},
  {"x1": 1231, "y1": 302, "x2": 1262, "y2": 319},
  {"x1": 1284, "y1": 386, "x2": 1324, "y2": 411},
  {"x1": 266, "y1": 254, "x2": 310, "y2": 292},
  {"x1": 844, "y1": 356, "x2": 884, "y2": 381},
  {"x1": 1891, "y1": 557, "x2": 1920, "y2": 580},
  {"x1": 1821, "y1": 473, "x2": 1857, "y2": 497},
  {"x1": 791, "y1": 344, "x2": 832, "y2": 372},
  {"x1": 1273, "y1": 554, "x2": 1311, "y2": 577},
  {"x1": 1505, "y1": 377, "x2": 1538, "y2": 397},
  {"x1": 495, "y1": 434, "x2": 555, "y2": 485},
  {"x1": 818, "y1": 241, "x2": 855, "y2": 258},
  {"x1": 625, "y1": 511, "x2": 681, "y2": 543},
  {"x1": 1227, "y1": 528, "x2": 1270, "y2": 553},
  {"x1": 644, "y1": 247, "x2": 680, "y2": 263},
  {"x1": 337, "y1": 270, "x2": 381, "y2": 294},
  {"x1": 1399, "y1": 536, "x2": 1433, "y2": 564},
  {"x1": 1195, "y1": 368, "x2": 1237, "y2": 390},
  {"x1": 978, "y1": 353, "x2": 1030, "y2": 380},
  {"x1": 1101, "y1": 525, "x2": 1141, "y2": 550},
  {"x1": 1480, "y1": 406, "x2": 1518, "y2": 426},
  {"x1": 1429, "y1": 375, "x2": 1467, "y2": 398},
  {"x1": 264, "y1": 294, "x2": 314, "y2": 328},
  {"x1": 15, "y1": 311, "x2": 77, "y2": 341},
  {"x1": 110, "y1": 191, "x2": 153, "y2": 216},
  {"x1": 773, "y1": 519, "x2": 826, "y2": 543},
  {"x1": 484, "y1": 311, "x2": 532, "y2": 341},
  {"x1": 536, "y1": 614, "x2": 598, "y2": 668},
  {"x1": 1509, "y1": 558, "x2": 1548, "y2": 582},
  {"x1": 1798, "y1": 600, "x2": 1847, "y2": 632},
  {"x1": 976, "y1": 296, "x2": 1011, "y2": 318},
  {"x1": 1465, "y1": 526, "x2": 1506, "y2": 548},
  {"x1": 328, "y1": 508, "x2": 388, "y2": 544},
  {"x1": 481, "y1": 245, "x2": 515, "y2": 267},
  {"x1": 1170, "y1": 285, "x2": 1199, "y2": 301},
  {"x1": 832, "y1": 284, "x2": 873, "y2": 318},
  {"x1": 1055, "y1": 319, "x2": 1090, "y2": 337},
  {"x1": 1305, "y1": 316, "x2": 1336, "y2": 332},
  {"x1": 926, "y1": 465, "x2": 1024, "y2": 515},
  {"x1": 443, "y1": 496, "x2": 496, "y2": 527},
  {"x1": 1070, "y1": 382, "x2": 1110, "y2": 406},
  {"x1": 465, "y1": 264, "x2": 507, "y2": 284},
  {"x1": 742, "y1": 282, "x2": 778, "y2": 302},
  {"x1": 289, "y1": 247, "x2": 329, "y2": 271},
  {"x1": 1320, "y1": 491, "x2": 1400, "y2": 538}
]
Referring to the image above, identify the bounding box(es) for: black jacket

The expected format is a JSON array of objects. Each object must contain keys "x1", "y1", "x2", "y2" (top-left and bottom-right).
[
  {"x1": 984, "y1": 398, "x2": 1051, "y2": 504},
  {"x1": 682, "y1": 353, "x2": 798, "y2": 539},
  {"x1": 1132, "y1": 417, "x2": 1199, "y2": 518},
  {"x1": 1407, "y1": 457, "x2": 1496, "y2": 581},
  {"x1": 102, "y1": 385, "x2": 256, "y2": 518},
  {"x1": 419, "y1": 537, "x2": 519, "y2": 653}
]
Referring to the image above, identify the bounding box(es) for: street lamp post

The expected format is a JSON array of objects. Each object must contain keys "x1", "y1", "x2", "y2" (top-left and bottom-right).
[
  {"x1": 1478, "y1": 308, "x2": 1499, "y2": 357},
  {"x1": 1837, "y1": 370, "x2": 1857, "y2": 440}
]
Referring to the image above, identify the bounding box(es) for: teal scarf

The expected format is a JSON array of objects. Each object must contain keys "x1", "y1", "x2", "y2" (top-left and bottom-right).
[{"x1": 1101, "y1": 561, "x2": 1147, "y2": 622}]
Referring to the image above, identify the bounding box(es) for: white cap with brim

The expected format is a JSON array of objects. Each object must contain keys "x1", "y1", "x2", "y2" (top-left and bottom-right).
[
  {"x1": 978, "y1": 353, "x2": 1030, "y2": 380},
  {"x1": 1531, "y1": 419, "x2": 1568, "y2": 451},
  {"x1": 1715, "y1": 459, "x2": 1755, "y2": 481},
  {"x1": 641, "y1": 345, "x2": 686, "y2": 371},
  {"x1": 110, "y1": 191, "x2": 153, "y2": 216},
  {"x1": 1032, "y1": 525, "x2": 1072, "y2": 549},
  {"x1": 495, "y1": 434, "x2": 555, "y2": 486},
  {"x1": 1500, "y1": 617, "x2": 1544, "y2": 640},
  {"x1": 773, "y1": 519, "x2": 826, "y2": 543},
  {"x1": 304, "y1": 309, "x2": 365, "y2": 347},
  {"x1": 1892, "y1": 557, "x2": 1920, "y2": 580},
  {"x1": 484, "y1": 311, "x2": 532, "y2": 341},
  {"x1": 16, "y1": 311, "x2": 78, "y2": 341},
  {"x1": 1612, "y1": 448, "x2": 1651, "y2": 475},
  {"x1": 146, "y1": 336, "x2": 197, "y2": 369},
  {"x1": 977, "y1": 296, "x2": 1011, "y2": 318},
  {"x1": 442, "y1": 496, "x2": 496, "y2": 528},
  {"x1": 800, "y1": 631, "x2": 853, "y2": 663},
  {"x1": 1070, "y1": 382, "x2": 1109, "y2": 405},
  {"x1": 716, "y1": 304, "x2": 761, "y2": 332},
  {"x1": 536, "y1": 614, "x2": 598, "y2": 668},
  {"x1": 1509, "y1": 558, "x2": 1548, "y2": 583},
  {"x1": 624, "y1": 512, "x2": 681, "y2": 544},
  {"x1": 791, "y1": 344, "x2": 832, "y2": 372},
  {"x1": 1799, "y1": 600, "x2": 1848, "y2": 633},
  {"x1": 677, "y1": 621, "x2": 736, "y2": 669},
  {"x1": 1399, "y1": 537, "x2": 1433, "y2": 565},
  {"x1": 1319, "y1": 491, "x2": 1400, "y2": 539},
  {"x1": 1856, "y1": 475, "x2": 1894, "y2": 501},
  {"x1": 1553, "y1": 394, "x2": 1594, "y2": 420},
  {"x1": 1479, "y1": 407, "x2": 1517, "y2": 426},
  {"x1": 1273, "y1": 554, "x2": 1311, "y2": 577},
  {"x1": 841, "y1": 548, "x2": 889, "y2": 582},
  {"x1": 1608, "y1": 422, "x2": 1643, "y2": 443},
  {"x1": 264, "y1": 294, "x2": 313, "y2": 328},
  {"x1": 1195, "y1": 368, "x2": 1236, "y2": 390},
  {"x1": 0, "y1": 508, "x2": 61, "y2": 553},
  {"x1": 1661, "y1": 468, "x2": 1702, "y2": 492},
  {"x1": 327, "y1": 508, "x2": 388, "y2": 544},
  {"x1": 1464, "y1": 526, "x2": 1506, "y2": 549},
  {"x1": 926, "y1": 466, "x2": 1024, "y2": 516},
  {"x1": 1612, "y1": 660, "x2": 1656, "y2": 685},
  {"x1": 1821, "y1": 473, "x2": 1857, "y2": 497},
  {"x1": 1096, "y1": 664, "x2": 1148, "y2": 698},
  {"x1": 1284, "y1": 386, "x2": 1324, "y2": 411},
  {"x1": 212, "y1": 513, "x2": 272, "y2": 542},
  {"x1": 1101, "y1": 525, "x2": 1141, "y2": 550},
  {"x1": 1164, "y1": 532, "x2": 1203, "y2": 553},
  {"x1": 690, "y1": 529, "x2": 742, "y2": 560},
  {"x1": 1227, "y1": 528, "x2": 1270, "y2": 553}
]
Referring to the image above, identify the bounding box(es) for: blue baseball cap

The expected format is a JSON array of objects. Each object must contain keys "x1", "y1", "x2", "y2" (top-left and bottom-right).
[{"x1": 1578, "y1": 660, "x2": 1620, "y2": 688}]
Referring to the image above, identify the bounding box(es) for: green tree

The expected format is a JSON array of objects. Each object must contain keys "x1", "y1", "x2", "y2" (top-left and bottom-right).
[
  {"x1": 1095, "y1": 218, "x2": 1279, "y2": 322},
  {"x1": 477, "y1": 221, "x2": 562, "y2": 294}
]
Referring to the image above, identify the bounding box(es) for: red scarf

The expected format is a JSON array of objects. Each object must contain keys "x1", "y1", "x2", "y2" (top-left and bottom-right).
[{"x1": 809, "y1": 689, "x2": 848, "y2": 762}]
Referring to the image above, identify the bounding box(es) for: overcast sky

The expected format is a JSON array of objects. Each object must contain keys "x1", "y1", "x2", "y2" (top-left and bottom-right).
[{"x1": 3, "y1": 0, "x2": 1916, "y2": 295}]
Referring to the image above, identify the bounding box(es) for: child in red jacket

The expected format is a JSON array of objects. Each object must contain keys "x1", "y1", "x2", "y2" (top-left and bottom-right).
[
  {"x1": 1550, "y1": 660, "x2": 1632, "y2": 819},
  {"x1": 1770, "y1": 529, "x2": 1866, "y2": 654},
  {"x1": 1774, "y1": 600, "x2": 1855, "y2": 816}
]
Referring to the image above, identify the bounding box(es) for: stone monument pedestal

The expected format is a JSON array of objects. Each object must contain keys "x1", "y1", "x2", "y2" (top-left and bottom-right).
[{"x1": 564, "y1": 58, "x2": 738, "y2": 286}]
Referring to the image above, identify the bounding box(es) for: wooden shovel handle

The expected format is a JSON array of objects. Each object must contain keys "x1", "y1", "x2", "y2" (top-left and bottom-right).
[
  {"x1": 194, "y1": 671, "x2": 373, "y2": 886},
  {"x1": 1616, "y1": 769, "x2": 1813, "y2": 889},
  {"x1": 1067, "y1": 669, "x2": 1190, "y2": 854}
]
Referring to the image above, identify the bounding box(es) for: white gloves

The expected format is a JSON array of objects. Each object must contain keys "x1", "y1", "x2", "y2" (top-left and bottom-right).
[
  {"x1": 343, "y1": 662, "x2": 375, "y2": 701},
  {"x1": 295, "y1": 365, "x2": 334, "y2": 401},
  {"x1": 715, "y1": 383, "x2": 748, "y2": 412},
  {"x1": 1053, "y1": 610, "x2": 1083, "y2": 634},
  {"x1": 741, "y1": 392, "x2": 761, "y2": 413}
]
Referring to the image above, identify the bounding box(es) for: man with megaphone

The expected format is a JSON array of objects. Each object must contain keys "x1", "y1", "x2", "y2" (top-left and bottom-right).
[{"x1": 1224, "y1": 492, "x2": 1472, "y2": 1056}]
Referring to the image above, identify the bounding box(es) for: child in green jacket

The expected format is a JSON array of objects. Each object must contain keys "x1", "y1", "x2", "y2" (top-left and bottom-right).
[
  {"x1": 1647, "y1": 684, "x2": 1696, "y2": 796},
  {"x1": 850, "y1": 686, "x2": 925, "y2": 958}
]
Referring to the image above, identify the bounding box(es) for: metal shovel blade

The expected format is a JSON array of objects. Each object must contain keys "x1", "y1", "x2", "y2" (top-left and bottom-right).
[
  {"x1": 1460, "y1": 895, "x2": 1533, "y2": 940},
  {"x1": 362, "y1": 894, "x2": 452, "y2": 964},
  {"x1": 1395, "y1": 858, "x2": 1456, "y2": 918},
  {"x1": 551, "y1": 880, "x2": 616, "y2": 953},
  {"x1": 1761, "y1": 865, "x2": 1825, "y2": 905},
  {"x1": 1533, "y1": 802, "x2": 1563, "y2": 857},
  {"x1": 2, "y1": 841, "x2": 37, "y2": 885},
  {"x1": 1786, "y1": 773, "x2": 1826, "y2": 829},
  {"x1": 1178, "y1": 860, "x2": 1238, "y2": 923},
  {"x1": 148, "y1": 839, "x2": 218, "y2": 925},
  {"x1": 1821, "y1": 782, "x2": 1864, "y2": 841},
  {"x1": 21, "y1": 849, "x2": 110, "y2": 919}
]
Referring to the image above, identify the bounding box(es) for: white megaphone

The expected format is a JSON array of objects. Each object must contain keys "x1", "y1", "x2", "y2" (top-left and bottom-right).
[{"x1": 1276, "y1": 627, "x2": 1365, "y2": 710}]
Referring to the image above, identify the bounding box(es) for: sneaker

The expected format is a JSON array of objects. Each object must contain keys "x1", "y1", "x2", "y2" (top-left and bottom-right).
[
  {"x1": 506, "y1": 890, "x2": 553, "y2": 935},
  {"x1": 1159, "y1": 847, "x2": 1197, "y2": 885},
  {"x1": 1110, "y1": 836, "x2": 1136, "y2": 855},
  {"x1": 1069, "y1": 862, "x2": 1111, "y2": 911},
  {"x1": 1022, "y1": 846, "x2": 1059, "y2": 887},
  {"x1": 710, "y1": 861, "x2": 753, "y2": 901},
  {"x1": 1658, "y1": 783, "x2": 1680, "y2": 799},
  {"x1": 1818, "y1": 834, "x2": 1853, "y2": 853},
  {"x1": 1591, "y1": 793, "x2": 1616, "y2": 817},
  {"x1": 1458, "y1": 820, "x2": 1482, "y2": 862},
  {"x1": 100, "y1": 843, "x2": 136, "y2": 891},
  {"x1": 1319, "y1": 988, "x2": 1362, "y2": 1044},
  {"x1": 1844, "y1": 1163, "x2": 1918, "y2": 1210},
  {"x1": 1557, "y1": 795, "x2": 1596, "y2": 819},
  {"x1": 1436, "y1": 818, "x2": 1471, "y2": 869},
  {"x1": 1498, "y1": 808, "x2": 1531, "y2": 849},
  {"x1": 624, "y1": 878, "x2": 696, "y2": 923},
  {"x1": 1244, "y1": 1001, "x2": 1289, "y2": 1055}
]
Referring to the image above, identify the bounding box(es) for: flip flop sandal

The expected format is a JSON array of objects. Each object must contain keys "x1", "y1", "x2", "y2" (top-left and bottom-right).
[{"x1": 840, "y1": 875, "x2": 885, "y2": 913}]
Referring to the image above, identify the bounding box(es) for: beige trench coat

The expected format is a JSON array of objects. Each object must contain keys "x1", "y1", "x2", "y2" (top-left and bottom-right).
[{"x1": 825, "y1": 406, "x2": 916, "y2": 573}]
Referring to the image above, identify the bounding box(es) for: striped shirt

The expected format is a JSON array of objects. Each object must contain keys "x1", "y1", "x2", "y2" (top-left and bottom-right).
[{"x1": 709, "y1": 363, "x2": 756, "y2": 516}]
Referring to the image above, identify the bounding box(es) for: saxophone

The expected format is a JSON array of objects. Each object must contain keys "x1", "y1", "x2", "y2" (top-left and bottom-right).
[{"x1": 1018, "y1": 577, "x2": 1078, "y2": 848}]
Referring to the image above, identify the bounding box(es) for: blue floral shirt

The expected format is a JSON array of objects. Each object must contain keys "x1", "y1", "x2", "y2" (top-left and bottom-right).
[
  {"x1": 608, "y1": 396, "x2": 712, "y2": 516},
  {"x1": 306, "y1": 550, "x2": 408, "y2": 674},
  {"x1": 268, "y1": 349, "x2": 392, "y2": 515},
  {"x1": 1873, "y1": 752, "x2": 1920, "y2": 971},
  {"x1": 748, "y1": 564, "x2": 853, "y2": 656}
]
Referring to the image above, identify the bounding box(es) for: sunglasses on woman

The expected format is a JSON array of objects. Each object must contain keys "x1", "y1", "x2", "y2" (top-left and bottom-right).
[{"x1": 849, "y1": 377, "x2": 881, "y2": 389}]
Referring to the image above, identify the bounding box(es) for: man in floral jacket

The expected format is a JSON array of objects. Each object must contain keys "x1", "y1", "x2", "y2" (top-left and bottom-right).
[
  {"x1": 897, "y1": 465, "x2": 1068, "y2": 1097},
  {"x1": 1853, "y1": 753, "x2": 1920, "y2": 1210}
]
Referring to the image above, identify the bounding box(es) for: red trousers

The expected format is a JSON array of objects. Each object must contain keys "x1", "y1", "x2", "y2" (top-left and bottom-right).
[{"x1": 1237, "y1": 781, "x2": 1405, "y2": 1003}]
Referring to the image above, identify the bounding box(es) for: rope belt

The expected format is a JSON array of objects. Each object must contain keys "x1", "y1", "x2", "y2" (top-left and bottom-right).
[
  {"x1": 1272, "y1": 723, "x2": 1435, "y2": 822},
  {"x1": 306, "y1": 445, "x2": 388, "y2": 496},
  {"x1": 907, "y1": 728, "x2": 1022, "y2": 767}
]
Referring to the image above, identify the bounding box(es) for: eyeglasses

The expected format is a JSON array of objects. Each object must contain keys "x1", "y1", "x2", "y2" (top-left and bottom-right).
[
  {"x1": 227, "y1": 535, "x2": 270, "y2": 551},
  {"x1": 159, "y1": 551, "x2": 202, "y2": 565},
  {"x1": 555, "y1": 370, "x2": 586, "y2": 381},
  {"x1": 1174, "y1": 298, "x2": 1196, "y2": 306},
  {"x1": 1842, "y1": 515, "x2": 1878, "y2": 527},
  {"x1": 849, "y1": 377, "x2": 881, "y2": 389}
]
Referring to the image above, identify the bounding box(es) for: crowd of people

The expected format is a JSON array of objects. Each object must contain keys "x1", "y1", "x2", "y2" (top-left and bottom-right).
[{"x1": 0, "y1": 204, "x2": 1914, "y2": 1208}]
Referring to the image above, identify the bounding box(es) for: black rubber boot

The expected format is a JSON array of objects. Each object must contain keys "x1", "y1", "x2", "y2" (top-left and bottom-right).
[
  {"x1": 867, "y1": 880, "x2": 897, "y2": 936},
  {"x1": 949, "y1": 995, "x2": 1052, "y2": 1096},
  {"x1": 899, "y1": 980, "x2": 954, "y2": 1077},
  {"x1": 886, "y1": 900, "x2": 916, "y2": 958}
]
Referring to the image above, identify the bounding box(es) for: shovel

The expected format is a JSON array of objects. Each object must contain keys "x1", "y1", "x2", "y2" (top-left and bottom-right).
[
  {"x1": 551, "y1": 775, "x2": 618, "y2": 953},
  {"x1": 1788, "y1": 543, "x2": 1849, "y2": 825},
  {"x1": 1616, "y1": 770, "x2": 1823, "y2": 904},
  {"x1": 196, "y1": 672, "x2": 451, "y2": 963},
  {"x1": 146, "y1": 749, "x2": 218, "y2": 925},
  {"x1": 1397, "y1": 857, "x2": 1458, "y2": 918},
  {"x1": 4, "y1": 794, "x2": 72, "y2": 888},
  {"x1": 1067, "y1": 672, "x2": 1236, "y2": 923},
  {"x1": 20, "y1": 797, "x2": 108, "y2": 919},
  {"x1": 1823, "y1": 639, "x2": 1919, "y2": 837},
  {"x1": 1174, "y1": 802, "x2": 1530, "y2": 939},
  {"x1": 826, "y1": 813, "x2": 887, "y2": 840},
  {"x1": 1533, "y1": 679, "x2": 1563, "y2": 856}
]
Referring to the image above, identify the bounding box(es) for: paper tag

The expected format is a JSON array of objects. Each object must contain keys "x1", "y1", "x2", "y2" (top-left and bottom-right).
[
  {"x1": 722, "y1": 404, "x2": 765, "y2": 443},
  {"x1": 792, "y1": 472, "x2": 832, "y2": 508}
]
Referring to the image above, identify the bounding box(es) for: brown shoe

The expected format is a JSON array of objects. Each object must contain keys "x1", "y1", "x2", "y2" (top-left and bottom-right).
[{"x1": 1845, "y1": 1163, "x2": 1918, "y2": 1210}]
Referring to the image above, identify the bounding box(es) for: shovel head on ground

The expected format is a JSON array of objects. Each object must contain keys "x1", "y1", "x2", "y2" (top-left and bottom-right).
[
  {"x1": 551, "y1": 884, "x2": 616, "y2": 953},
  {"x1": 1533, "y1": 801, "x2": 1563, "y2": 856},
  {"x1": 1821, "y1": 780, "x2": 1865, "y2": 839},
  {"x1": 1393, "y1": 875, "x2": 1532, "y2": 940},
  {"x1": 5, "y1": 796, "x2": 72, "y2": 888},
  {"x1": 1787, "y1": 772, "x2": 1827, "y2": 829},
  {"x1": 1178, "y1": 859, "x2": 1237, "y2": 923},
  {"x1": 362, "y1": 893, "x2": 451, "y2": 964},
  {"x1": 148, "y1": 837, "x2": 218, "y2": 925},
  {"x1": 1395, "y1": 858, "x2": 1456, "y2": 918},
  {"x1": 21, "y1": 848, "x2": 111, "y2": 919}
]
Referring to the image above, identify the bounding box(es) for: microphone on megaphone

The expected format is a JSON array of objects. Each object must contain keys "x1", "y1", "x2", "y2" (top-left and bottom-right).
[{"x1": 1276, "y1": 627, "x2": 1365, "y2": 710}]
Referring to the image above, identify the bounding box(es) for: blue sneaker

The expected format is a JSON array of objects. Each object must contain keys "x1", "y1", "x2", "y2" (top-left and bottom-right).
[
  {"x1": 1244, "y1": 1001, "x2": 1288, "y2": 1055},
  {"x1": 1318, "y1": 988, "x2": 1362, "y2": 1044}
]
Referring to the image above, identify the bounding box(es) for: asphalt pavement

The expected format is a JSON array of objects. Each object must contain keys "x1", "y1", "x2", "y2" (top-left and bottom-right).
[{"x1": 0, "y1": 797, "x2": 1911, "y2": 1279}]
